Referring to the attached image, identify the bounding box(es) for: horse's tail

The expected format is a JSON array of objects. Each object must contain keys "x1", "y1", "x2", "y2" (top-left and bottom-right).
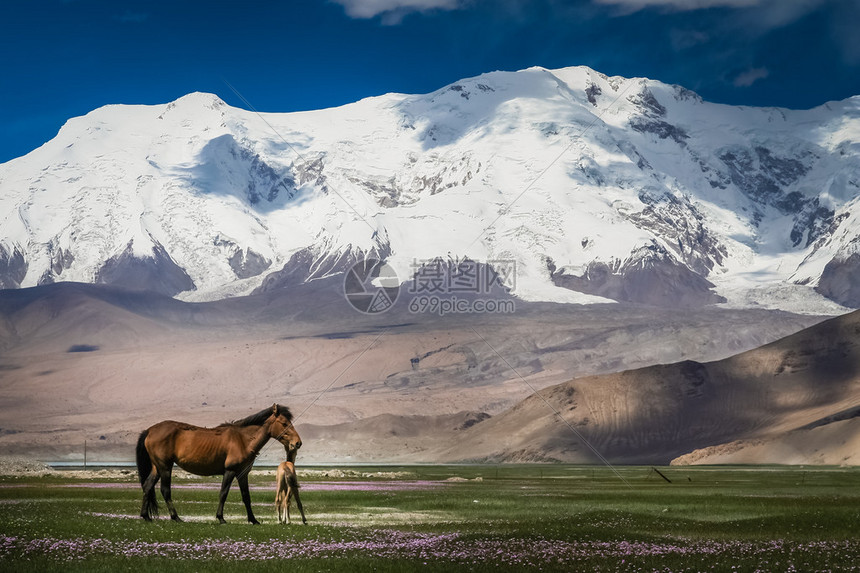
[{"x1": 136, "y1": 430, "x2": 158, "y2": 517}]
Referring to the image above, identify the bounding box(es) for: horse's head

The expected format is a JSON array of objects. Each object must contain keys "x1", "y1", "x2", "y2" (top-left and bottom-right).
[{"x1": 269, "y1": 404, "x2": 302, "y2": 454}]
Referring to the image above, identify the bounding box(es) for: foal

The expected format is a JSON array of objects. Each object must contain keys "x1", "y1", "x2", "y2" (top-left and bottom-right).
[{"x1": 275, "y1": 461, "x2": 307, "y2": 524}]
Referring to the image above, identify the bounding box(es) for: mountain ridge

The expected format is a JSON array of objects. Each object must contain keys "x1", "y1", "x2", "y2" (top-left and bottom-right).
[{"x1": 1, "y1": 65, "x2": 859, "y2": 312}]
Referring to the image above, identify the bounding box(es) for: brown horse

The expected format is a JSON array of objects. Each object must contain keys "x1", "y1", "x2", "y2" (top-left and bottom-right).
[
  {"x1": 275, "y1": 460, "x2": 306, "y2": 524},
  {"x1": 136, "y1": 404, "x2": 301, "y2": 524}
]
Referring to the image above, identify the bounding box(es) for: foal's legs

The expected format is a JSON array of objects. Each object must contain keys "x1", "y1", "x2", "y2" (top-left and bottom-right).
[
  {"x1": 284, "y1": 468, "x2": 307, "y2": 525},
  {"x1": 285, "y1": 485, "x2": 292, "y2": 524},
  {"x1": 237, "y1": 473, "x2": 260, "y2": 524},
  {"x1": 277, "y1": 463, "x2": 306, "y2": 525},
  {"x1": 275, "y1": 487, "x2": 285, "y2": 524},
  {"x1": 275, "y1": 469, "x2": 287, "y2": 524},
  {"x1": 292, "y1": 479, "x2": 307, "y2": 525},
  {"x1": 158, "y1": 463, "x2": 181, "y2": 522}
]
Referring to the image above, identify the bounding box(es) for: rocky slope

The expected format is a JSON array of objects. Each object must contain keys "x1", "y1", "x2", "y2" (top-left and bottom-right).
[{"x1": 439, "y1": 309, "x2": 860, "y2": 464}]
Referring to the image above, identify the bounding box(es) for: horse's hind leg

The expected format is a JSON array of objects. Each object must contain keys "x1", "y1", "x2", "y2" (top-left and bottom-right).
[
  {"x1": 140, "y1": 469, "x2": 160, "y2": 521},
  {"x1": 158, "y1": 463, "x2": 181, "y2": 522},
  {"x1": 237, "y1": 473, "x2": 259, "y2": 525}
]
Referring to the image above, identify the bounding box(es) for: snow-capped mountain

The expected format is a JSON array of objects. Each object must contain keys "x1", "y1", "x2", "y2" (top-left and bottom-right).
[{"x1": 1, "y1": 66, "x2": 859, "y2": 311}]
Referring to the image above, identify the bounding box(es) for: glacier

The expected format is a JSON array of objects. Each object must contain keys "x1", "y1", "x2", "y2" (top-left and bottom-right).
[{"x1": 1, "y1": 65, "x2": 859, "y2": 313}]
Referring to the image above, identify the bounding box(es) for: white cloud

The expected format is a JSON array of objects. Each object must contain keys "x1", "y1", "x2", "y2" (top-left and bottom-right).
[
  {"x1": 830, "y1": 0, "x2": 860, "y2": 65},
  {"x1": 733, "y1": 66, "x2": 769, "y2": 87},
  {"x1": 593, "y1": 0, "x2": 760, "y2": 12},
  {"x1": 742, "y1": 0, "x2": 827, "y2": 29},
  {"x1": 331, "y1": 0, "x2": 463, "y2": 20},
  {"x1": 593, "y1": 0, "x2": 828, "y2": 27},
  {"x1": 595, "y1": 0, "x2": 835, "y2": 50}
]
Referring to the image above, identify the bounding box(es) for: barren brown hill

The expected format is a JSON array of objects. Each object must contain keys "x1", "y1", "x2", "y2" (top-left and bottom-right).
[
  {"x1": 0, "y1": 281, "x2": 832, "y2": 463},
  {"x1": 441, "y1": 310, "x2": 860, "y2": 464},
  {"x1": 670, "y1": 416, "x2": 860, "y2": 465}
]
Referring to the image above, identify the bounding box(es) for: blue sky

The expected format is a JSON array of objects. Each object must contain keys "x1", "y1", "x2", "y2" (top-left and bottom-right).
[{"x1": 2, "y1": 0, "x2": 858, "y2": 163}]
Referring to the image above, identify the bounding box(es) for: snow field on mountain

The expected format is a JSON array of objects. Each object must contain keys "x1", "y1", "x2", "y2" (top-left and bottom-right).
[{"x1": 1, "y1": 66, "x2": 859, "y2": 311}]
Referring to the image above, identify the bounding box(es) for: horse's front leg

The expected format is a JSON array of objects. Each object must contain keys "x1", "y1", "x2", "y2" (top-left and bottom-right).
[
  {"x1": 237, "y1": 473, "x2": 259, "y2": 524},
  {"x1": 159, "y1": 463, "x2": 182, "y2": 522},
  {"x1": 216, "y1": 470, "x2": 236, "y2": 524}
]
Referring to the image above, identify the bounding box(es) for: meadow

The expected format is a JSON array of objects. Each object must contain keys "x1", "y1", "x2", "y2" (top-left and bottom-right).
[{"x1": 1, "y1": 465, "x2": 858, "y2": 572}]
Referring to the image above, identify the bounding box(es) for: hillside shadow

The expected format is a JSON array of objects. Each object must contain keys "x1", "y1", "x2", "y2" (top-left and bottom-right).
[{"x1": 169, "y1": 134, "x2": 315, "y2": 213}]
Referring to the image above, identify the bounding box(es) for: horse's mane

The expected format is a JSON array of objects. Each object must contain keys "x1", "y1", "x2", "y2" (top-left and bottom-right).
[{"x1": 220, "y1": 405, "x2": 294, "y2": 427}]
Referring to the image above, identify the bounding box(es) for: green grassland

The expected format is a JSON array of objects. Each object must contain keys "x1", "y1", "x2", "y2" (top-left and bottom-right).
[{"x1": 1, "y1": 465, "x2": 858, "y2": 572}]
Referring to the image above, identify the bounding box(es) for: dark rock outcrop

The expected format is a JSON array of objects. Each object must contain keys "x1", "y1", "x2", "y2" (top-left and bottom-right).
[
  {"x1": 254, "y1": 242, "x2": 392, "y2": 293},
  {"x1": 95, "y1": 240, "x2": 194, "y2": 297},
  {"x1": 551, "y1": 244, "x2": 726, "y2": 307},
  {"x1": 815, "y1": 253, "x2": 860, "y2": 307},
  {"x1": 0, "y1": 243, "x2": 28, "y2": 289},
  {"x1": 228, "y1": 248, "x2": 271, "y2": 279}
]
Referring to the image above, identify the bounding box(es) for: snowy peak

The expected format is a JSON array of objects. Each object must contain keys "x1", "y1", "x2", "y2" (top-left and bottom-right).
[{"x1": 1, "y1": 66, "x2": 859, "y2": 312}]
